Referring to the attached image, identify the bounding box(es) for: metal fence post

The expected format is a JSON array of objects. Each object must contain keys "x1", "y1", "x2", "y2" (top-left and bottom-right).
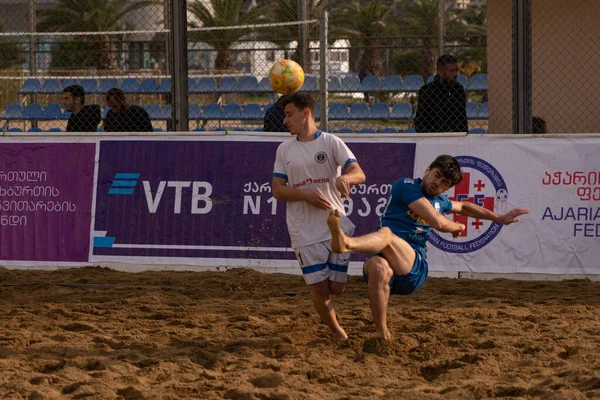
[
  {"x1": 319, "y1": 9, "x2": 328, "y2": 133},
  {"x1": 513, "y1": 0, "x2": 532, "y2": 134},
  {"x1": 170, "y1": 0, "x2": 188, "y2": 132}
]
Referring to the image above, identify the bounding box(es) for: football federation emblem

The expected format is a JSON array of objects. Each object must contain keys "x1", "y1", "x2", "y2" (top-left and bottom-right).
[{"x1": 428, "y1": 156, "x2": 509, "y2": 253}]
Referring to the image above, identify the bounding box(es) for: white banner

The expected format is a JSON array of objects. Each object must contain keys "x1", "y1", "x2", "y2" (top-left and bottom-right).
[{"x1": 414, "y1": 136, "x2": 600, "y2": 274}]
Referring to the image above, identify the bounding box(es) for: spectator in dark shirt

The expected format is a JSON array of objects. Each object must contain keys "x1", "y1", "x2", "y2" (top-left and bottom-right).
[
  {"x1": 104, "y1": 88, "x2": 152, "y2": 132},
  {"x1": 63, "y1": 85, "x2": 101, "y2": 132},
  {"x1": 263, "y1": 95, "x2": 289, "y2": 133},
  {"x1": 532, "y1": 116, "x2": 547, "y2": 134},
  {"x1": 414, "y1": 54, "x2": 468, "y2": 133}
]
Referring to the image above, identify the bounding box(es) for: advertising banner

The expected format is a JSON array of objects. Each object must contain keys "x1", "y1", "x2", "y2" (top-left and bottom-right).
[
  {"x1": 91, "y1": 138, "x2": 416, "y2": 264},
  {"x1": 414, "y1": 137, "x2": 600, "y2": 274},
  {"x1": 0, "y1": 143, "x2": 96, "y2": 262}
]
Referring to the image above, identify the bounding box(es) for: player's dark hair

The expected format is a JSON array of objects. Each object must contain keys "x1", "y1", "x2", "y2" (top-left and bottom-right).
[
  {"x1": 106, "y1": 87, "x2": 126, "y2": 102},
  {"x1": 280, "y1": 92, "x2": 316, "y2": 117},
  {"x1": 429, "y1": 155, "x2": 463, "y2": 186},
  {"x1": 63, "y1": 84, "x2": 85, "y2": 105},
  {"x1": 437, "y1": 54, "x2": 458, "y2": 69}
]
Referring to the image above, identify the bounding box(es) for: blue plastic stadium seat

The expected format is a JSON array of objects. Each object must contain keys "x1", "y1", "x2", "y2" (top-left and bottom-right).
[
  {"x1": 337, "y1": 127, "x2": 354, "y2": 133},
  {"x1": 232, "y1": 127, "x2": 246, "y2": 131},
  {"x1": 27, "y1": 127, "x2": 43, "y2": 132},
  {"x1": 259, "y1": 77, "x2": 274, "y2": 92},
  {"x1": 120, "y1": 78, "x2": 139, "y2": 93},
  {"x1": 40, "y1": 79, "x2": 61, "y2": 94},
  {"x1": 340, "y1": 76, "x2": 361, "y2": 92},
  {"x1": 222, "y1": 103, "x2": 243, "y2": 120},
  {"x1": 189, "y1": 103, "x2": 202, "y2": 119},
  {"x1": 328, "y1": 76, "x2": 342, "y2": 92},
  {"x1": 7, "y1": 127, "x2": 23, "y2": 132},
  {"x1": 359, "y1": 128, "x2": 377, "y2": 133},
  {"x1": 469, "y1": 128, "x2": 487, "y2": 134},
  {"x1": 302, "y1": 76, "x2": 319, "y2": 92},
  {"x1": 136, "y1": 78, "x2": 160, "y2": 94},
  {"x1": 41, "y1": 104, "x2": 63, "y2": 120},
  {"x1": 468, "y1": 74, "x2": 488, "y2": 91},
  {"x1": 145, "y1": 104, "x2": 163, "y2": 120},
  {"x1": 402, "y1": 75, "x2": 424, "y2": 92},
  {"x1": 202, "y1": 103, "x2": 222, "y2": 120},
  {"x1": 466, "y1": 102, "x2": 479, "y2": 119},
  {"x1": 328, "y1": 103, "x2": 349, "y2": 120},
  {"x1": 252, "y1": 127, "x2": 263, "y2": 132},
  {"x1": 212, "y1": 128, "x2": 227, "y2": 132},
  {"x1": 81, "y1": 79, "x2": 99, "y2": 93},
  {"x1": 192, "y1": 128, "x2": 206, "y2": 132},
  {"x1": 238, "y1": 76, "x2": 260, "y2": 93},
  {"x1": 359, "y1": 76, "x2": 381, "y2": 92},
  {"x1": 102, "y1": 107, "x2": 111, "y2": 119},
  {"x1": 19, "y1": 79, "x2": 42, "y2": 95},
  {"x1": 479, "y1": 102, "x2": 488, "y2": 119},
  {"x1": 348, "y1": 103, "x2": 370, "y2": 120},
  {"x1": 4, "y1": 104, "x2": 24, "y2": 119},
  {"x1": 403, "y1": 127, "x2": 417, "y2": 133},
  {"x1": 61, "y1": 78, "x2": 79, "y2": 90},
  {"x1": 217, "y1": 77, "x2": 238, "y2": 93},
  {"x1": 243, "y1": 103, "x2": 264, "y2": 120},
  {"x1": 47, "y1": 128, "x2": 62, "y2": 132},
  {"x1": 380, "y1": 127, "x2": 399, "y2": 133},
  {"x1": 195, "y1": 77, "x2": 217, "y2": 93},
  {"x1": 161, "y1": 104, "x2": 172, "y2": 120},
  {"x1": 370, "y1": 103, "x2": 390, "y2": 120},
  {"x1": 390, "y1": 102, "x2": 413, "y2": 119},
  {"x1": 23, "y1": 103, "x2": 43, "y2": 119},
  {"x1": 153, "y1": 127, "x2": 164, "y2": 132},
  {"x1": 314, "y1": 103, "x2": 320, "y2": 121},
  {"x1": 158, "y1": 78, "x2": 171, "y2": 94},
  {"x1": 381, "y1": 75, "x2": 403, "y2": 92},
  {"x1": 99, "y1": 78, "x2": 119, "y2": 93}
]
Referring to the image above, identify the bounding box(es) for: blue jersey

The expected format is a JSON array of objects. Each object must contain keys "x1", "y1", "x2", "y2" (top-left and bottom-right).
[{"x1": 379, "y1": 178, "x2": 453, "y2": 257}]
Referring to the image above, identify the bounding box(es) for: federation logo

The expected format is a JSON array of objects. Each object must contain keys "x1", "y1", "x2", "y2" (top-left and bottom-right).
[
  {"x1": 315, "y1": 151, "x2": 328, "y2": 164},
  {"x1": 428, "y1": 156, "x2": 508, "y2": 254}
]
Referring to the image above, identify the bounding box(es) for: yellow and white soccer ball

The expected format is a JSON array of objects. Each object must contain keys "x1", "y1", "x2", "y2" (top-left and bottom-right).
[{"x1": 268, "y1": 59, "x2": 305, "y2": 95}]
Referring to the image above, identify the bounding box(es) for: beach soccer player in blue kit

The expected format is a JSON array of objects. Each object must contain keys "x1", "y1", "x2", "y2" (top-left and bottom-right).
[{"x1": 327, "y1": 155, "x2": 530, "y2": 340}]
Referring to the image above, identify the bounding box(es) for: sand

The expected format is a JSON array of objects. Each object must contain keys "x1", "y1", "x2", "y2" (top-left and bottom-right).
[{"x1": 0, "y1": 266, "x2": 599, "y2": 399}]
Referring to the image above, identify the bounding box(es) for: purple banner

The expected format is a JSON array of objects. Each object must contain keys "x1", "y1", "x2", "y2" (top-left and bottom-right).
[
  {"x1": 92, "y1": 139, "x2": 415, "y2": 260},
  {"x1": 0, "y1": 143, "x2": 96, "y2": 262}
]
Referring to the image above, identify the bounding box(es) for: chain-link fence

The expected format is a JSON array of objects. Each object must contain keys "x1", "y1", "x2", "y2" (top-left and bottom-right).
[{"x1": 0, "y1": 0, "x2": 597, "y2": 134}]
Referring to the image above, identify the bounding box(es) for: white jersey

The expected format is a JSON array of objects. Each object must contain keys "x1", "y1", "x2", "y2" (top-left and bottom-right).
[{"x1": 273, "y1": 130, "x2": 357, "y2": 248}]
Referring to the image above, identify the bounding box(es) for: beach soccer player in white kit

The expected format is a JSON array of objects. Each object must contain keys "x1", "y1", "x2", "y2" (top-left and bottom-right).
[{"x1": 271, "y1": 93, "x2": 366, "y2": 340}]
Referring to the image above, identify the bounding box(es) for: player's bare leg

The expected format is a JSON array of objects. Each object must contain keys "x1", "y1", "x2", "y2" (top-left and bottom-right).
[
  {"x1": 328, "y1": 209, "x2": 393, "y2": 254},
  {"x1": 364, "y1": 256, "x2": 394, "y2": 341},
  {"x1": 310, "y1": 280, "x2": 348, "y2": 340}
]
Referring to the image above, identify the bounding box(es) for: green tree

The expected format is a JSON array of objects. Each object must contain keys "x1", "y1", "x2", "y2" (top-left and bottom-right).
[
  {"x1": 0, "y1": 22, "x2": 25, "y2": 69},
  {"x1": 187, "y1": 0, "x2": 269, "y2": 71},
  {"x1": 447, "y1": 4, "x2": 487, "y2": 74},
  {"x1": 37, "y1": 0, "x2": 157, "y2": 70},
  {"x1": 331, "y1": 0, "x2": 396, "y2": 79}
]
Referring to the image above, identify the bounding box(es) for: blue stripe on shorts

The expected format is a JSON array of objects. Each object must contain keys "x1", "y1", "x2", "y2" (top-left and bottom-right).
[
  {"x1": 328, "y1": 263, "x2": 348, "y2": 273},
  {"x1": 301, "y1": 263, "x2": 328, "y2": 275}
]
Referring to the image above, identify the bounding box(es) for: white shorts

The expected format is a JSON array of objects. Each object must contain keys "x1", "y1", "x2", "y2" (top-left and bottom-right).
[{"x1": 294, "y1": 230, "x2": 354, "y2": 285}]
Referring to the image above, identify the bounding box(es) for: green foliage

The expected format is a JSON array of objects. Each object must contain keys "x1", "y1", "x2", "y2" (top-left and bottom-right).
[{"x1": 0, "y1": 22, "x2": 25, "y2": 69}]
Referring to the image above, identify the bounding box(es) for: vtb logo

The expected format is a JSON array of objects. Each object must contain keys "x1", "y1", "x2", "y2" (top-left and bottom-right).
[{"x1": 429, "y1": 156, "x2": 509, "y2": 254}]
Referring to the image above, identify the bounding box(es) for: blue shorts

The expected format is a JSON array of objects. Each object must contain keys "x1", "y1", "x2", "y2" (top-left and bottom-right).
[{"x1": 362, "y1": 250, "x2": 428, "y2": 295}]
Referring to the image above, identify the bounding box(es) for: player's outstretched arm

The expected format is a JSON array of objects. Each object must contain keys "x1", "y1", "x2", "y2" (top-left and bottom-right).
[
  {"x1": 272, "y1": 177, "x2": 332, "y2": 210},
  {"x1": 335, "y1": 162, "x2": 366, "y2": 198},
  {"x1": 409, "y1": 198, "x2": 465, "y2": 234},
  {"x1": 450, "y1": 201, "x2": 530, "y2": 225}
]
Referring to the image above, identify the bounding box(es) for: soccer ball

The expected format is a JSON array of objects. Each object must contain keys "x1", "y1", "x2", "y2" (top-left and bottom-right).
[{"x1": 269, "y1": 59, "x2": 305, "y2": 95}]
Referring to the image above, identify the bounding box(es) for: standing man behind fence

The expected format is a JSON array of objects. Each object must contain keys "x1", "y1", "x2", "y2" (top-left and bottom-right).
[
  {"x1": 63, "y1": 85, "x2": 101, "y2": 132},
  {"x1": 414, "y1": 55, "x2": 468, "y2": 133},
  {"x1": 104, "y1": 88, "x2": 153, "y2": 132}
]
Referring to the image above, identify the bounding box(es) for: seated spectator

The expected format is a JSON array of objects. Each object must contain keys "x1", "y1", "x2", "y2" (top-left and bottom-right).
[
  {"x1": 263, "y1": 95, "x2": 289, "y2": 133},
  {"x1": 63, "y1": 85, "x2": 101, "y2": 132},
  {"x1": 104, "y1": 88, "x2": 152, "y2": 132},
  {"x1": 532, "y1": 116, "x2": 547, "y2": 134}
]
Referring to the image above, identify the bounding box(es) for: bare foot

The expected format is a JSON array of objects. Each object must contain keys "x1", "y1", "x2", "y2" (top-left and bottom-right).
[
  {"x1": 331, "y1": 327, "x2": 348, "y2": 341},
  {"x1": 327, "y1": 209, "x2": 349, "y2": 253},
  {"x1": 376, "y1": 328, "x2": 392, "y2": 341}
]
